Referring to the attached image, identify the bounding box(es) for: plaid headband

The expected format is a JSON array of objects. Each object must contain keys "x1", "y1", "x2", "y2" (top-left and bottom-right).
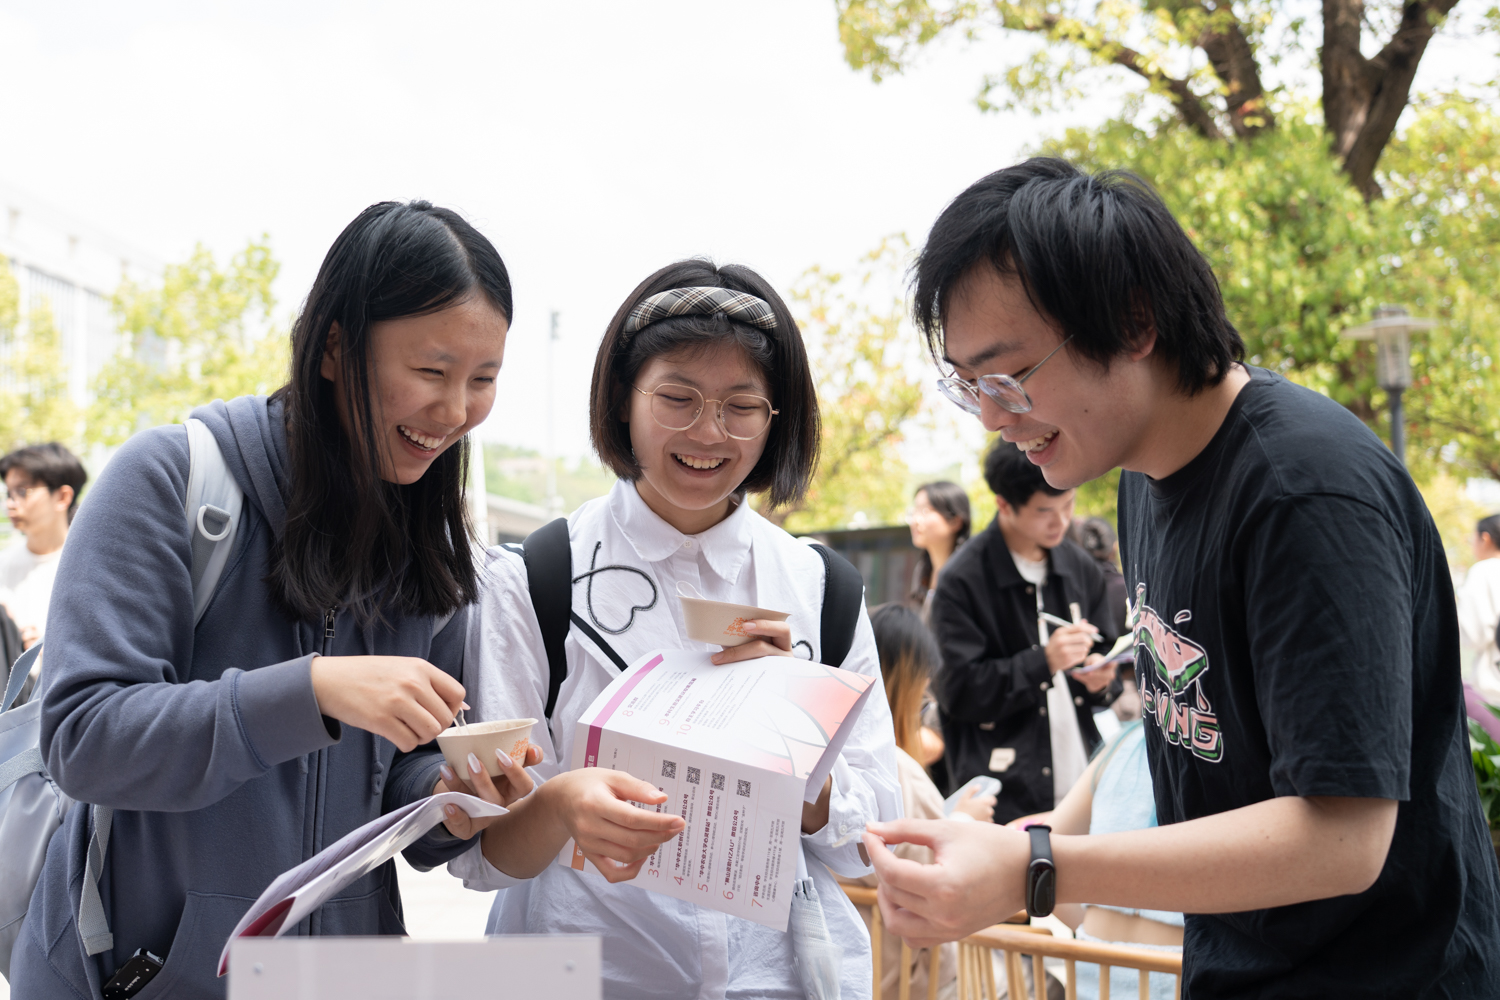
[{"x1": 623, "y1": 286, "x2": 778, "y2": 334}]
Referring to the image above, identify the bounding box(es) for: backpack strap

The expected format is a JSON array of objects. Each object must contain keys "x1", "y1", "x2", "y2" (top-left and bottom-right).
[
  {"x1": 521, "y1": 518, "x2": 573, "y2": 722},
  {"x1": 76, "y1": 421, "x2": 244, "y2": 958},
  {"x1": 809, "y1": 544, "x2": 864, "y2": 667},
  {"x1": 184, "y1": 418, "x2": 244, "y2": 627}
]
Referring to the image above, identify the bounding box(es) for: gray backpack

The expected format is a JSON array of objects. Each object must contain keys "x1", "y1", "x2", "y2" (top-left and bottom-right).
[{"x1": 0, "y1": 418, "x2": 243, "y2": 979}]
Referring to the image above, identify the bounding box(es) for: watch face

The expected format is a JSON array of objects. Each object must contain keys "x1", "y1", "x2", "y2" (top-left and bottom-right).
[{"x1": 1028, "y1": 859, "x2": 1057, "y2": 917}]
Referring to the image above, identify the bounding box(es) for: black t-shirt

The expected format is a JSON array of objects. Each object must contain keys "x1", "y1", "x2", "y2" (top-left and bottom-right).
[{"x1": 1118, "y1": 367, "x2": 1500, "y2": 999}]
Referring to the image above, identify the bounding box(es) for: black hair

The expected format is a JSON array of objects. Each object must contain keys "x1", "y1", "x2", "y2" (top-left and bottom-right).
[
  {"x1": 1077, "y1": 516, "x2": 1118, "y2": 564},
  {"x1": 0, "y1": 443, "x2": 87, "y2": 521},
  {"x1": 983, "y1": 438, "x2": 1064, "y2": 512},
  {"x1": 913, "y1": 157, "x2": 1244, "y2": 395},
  {"x1": 911, "y1": 480, "x2": 971, "y2": 597},
  {"x1": 590, "y1": 259, "x2": 818, "y2": 510},
  {"x1": 1478, "y1": 515, "x2": 1500, "y2": 549},
  {"x1": 270, "y1": 200, "x2": 513, "y2": 626}
]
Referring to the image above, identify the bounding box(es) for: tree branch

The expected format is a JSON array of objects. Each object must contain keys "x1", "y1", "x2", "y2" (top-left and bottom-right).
[
  {"x1": 1194, "y1": 3, "x2": 1274, "y2": 136},
  {"x1": 1322, "y1": 0, "x2": 1462, "y2": 199},
  {"x1": 1024, "y1": 10, "x2": 1228, "y2": 141}
]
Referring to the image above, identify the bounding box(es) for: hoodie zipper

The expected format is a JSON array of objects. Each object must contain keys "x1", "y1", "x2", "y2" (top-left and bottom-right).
[{"x1": 323, "y1": 606, "x2": 337, "y2": 652}]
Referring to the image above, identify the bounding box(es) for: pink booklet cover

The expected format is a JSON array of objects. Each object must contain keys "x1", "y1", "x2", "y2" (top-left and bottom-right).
[{"x1": 563, "y1": 649, "x2": 876, "y2": 930}]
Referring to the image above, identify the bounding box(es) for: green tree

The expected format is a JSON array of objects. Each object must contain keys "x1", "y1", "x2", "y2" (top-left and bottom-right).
[
  {"x1": 775, "y1": 238, "x2": 928, "y2": 533},
  {"x1": 88, "y1": 241, "x2": 287, "y2": 445},
  {"x1": 837, "y1": 0, "x2": 1479, "y2": 198},
  {"x1": 0, "y1": 258, "x2": 83, "y2": 449}
]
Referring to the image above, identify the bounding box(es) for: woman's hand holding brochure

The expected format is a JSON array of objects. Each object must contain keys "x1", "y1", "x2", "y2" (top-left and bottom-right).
[{"x1": 470, "y1": 766, "x2": 686, "y2": 883}]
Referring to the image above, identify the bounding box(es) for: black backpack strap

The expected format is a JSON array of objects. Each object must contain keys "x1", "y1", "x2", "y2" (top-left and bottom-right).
[
  {"x1": 521, "y1": 518, "x2": 573, "y2": 721},
  {"x1": 809, "y1": 543, "x2": 864, "y2": 666}
]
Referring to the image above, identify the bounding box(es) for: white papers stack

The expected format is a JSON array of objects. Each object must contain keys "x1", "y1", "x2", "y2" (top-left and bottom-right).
[
  {"x1": 559, "y1": 650, "x2": 876, "y2": 931},
  {"x1": 217, "y1": 792, "x2": 506, "y2": 977}
]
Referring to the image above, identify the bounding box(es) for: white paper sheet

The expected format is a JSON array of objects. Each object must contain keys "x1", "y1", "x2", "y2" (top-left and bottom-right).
[{"x1": 217, "y1": 792, "x2": 506, "y2": 976}]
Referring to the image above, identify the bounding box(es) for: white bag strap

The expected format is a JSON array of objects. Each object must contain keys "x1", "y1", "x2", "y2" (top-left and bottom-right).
[
  {"x1": 77, "y1": 420, "x2": 244, "y2": 957},
  {"x1": 184, "y1": 418, "x2": 244, "y2": 626}
]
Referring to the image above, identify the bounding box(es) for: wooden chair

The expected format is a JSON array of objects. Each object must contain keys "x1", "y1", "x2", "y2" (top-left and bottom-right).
[{"x1": 956, "y1": 923, "x2": 1182, "y2": 1000}]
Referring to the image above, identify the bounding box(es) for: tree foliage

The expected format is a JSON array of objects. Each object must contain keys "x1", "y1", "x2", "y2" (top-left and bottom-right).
[
  {"x1": 837, "y1": 0, "x2": 1474, "y2": 197},
  {"x1": 88, "y1": 241, "x2": 287, "y2": 446},
  {"x1": 0, "y1": 258, "x2": 83, "y2": 450},
  {"x1": 775, "y1": 238, "x2": 928, "y2": 533}
]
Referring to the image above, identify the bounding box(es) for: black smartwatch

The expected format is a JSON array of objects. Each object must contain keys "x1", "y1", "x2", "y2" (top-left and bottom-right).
[{"x1": 1025, "y1": 824, "x2": 1056, "y2": 918}]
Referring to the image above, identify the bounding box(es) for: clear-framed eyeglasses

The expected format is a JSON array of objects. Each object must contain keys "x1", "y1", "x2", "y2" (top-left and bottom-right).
[
  {"x1": 634, "y1": 383, "x2": 779, "y2": 441},
  {"x1": 1, "y1": 484, "x2": 42, "y2": 505},
  {"x1": 936, "y1": 336, "x2": 1074, "y2": 416}
]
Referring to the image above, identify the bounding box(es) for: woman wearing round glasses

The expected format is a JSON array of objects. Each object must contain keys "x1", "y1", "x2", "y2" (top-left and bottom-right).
[{"x1": 444, "y1": 260, "x2": 901, "y2": 1000}]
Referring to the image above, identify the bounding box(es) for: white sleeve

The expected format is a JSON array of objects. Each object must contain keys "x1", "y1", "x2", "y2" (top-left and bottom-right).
[
  {"x1": 800, "y1": 608, "x2": 904, "y2": 878},
  {"x1": 447, "y1": 546, "x2": 561, "y2": 892}
]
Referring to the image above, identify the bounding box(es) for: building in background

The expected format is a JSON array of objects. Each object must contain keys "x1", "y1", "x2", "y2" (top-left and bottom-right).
[
  {"x1": 0, "y1": 182, "x2": 161, "y2": 409},
  {"x1": 807, "y1": 524, "x2": 922, "y2": 608}
]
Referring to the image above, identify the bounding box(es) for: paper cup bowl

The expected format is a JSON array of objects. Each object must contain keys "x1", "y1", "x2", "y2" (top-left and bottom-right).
[
  {"x1": 437, "y1": 719, "x2": 536, "y2": 777},
  {"x1": 679, "y1": 596, "x2": 791, "y2": 647}
]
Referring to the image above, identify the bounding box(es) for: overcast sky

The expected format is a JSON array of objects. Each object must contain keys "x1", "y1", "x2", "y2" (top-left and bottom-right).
[{"x1": 1, "y1": 1, "x2": 1493, "y2": 468}]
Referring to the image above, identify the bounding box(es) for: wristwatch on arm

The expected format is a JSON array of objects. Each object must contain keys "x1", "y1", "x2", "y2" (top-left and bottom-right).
[{"x1": 1026, "y1": 824, "x2": 1056, "y2": 918}]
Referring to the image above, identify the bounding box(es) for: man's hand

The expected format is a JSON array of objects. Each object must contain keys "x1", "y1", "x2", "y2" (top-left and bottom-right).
[
  {"x1": 1044, "y1": 622, "x2": 1095, "y2": 674},
  {"x1": 434, "y1": 742, "x2": 545, "y2": 838},
  {"x1": 1072, "y1": 655, "x2": 1118, "y2": 693},
  {"x1": 712, "y1": 619, "x2": 793, "y2": 665},
  {"x1": 310, "y1": 655, "x2": 465, "y2": 752},
  {"x1": 862, "y1": 819, "x2": 1029, "y2": 947}
]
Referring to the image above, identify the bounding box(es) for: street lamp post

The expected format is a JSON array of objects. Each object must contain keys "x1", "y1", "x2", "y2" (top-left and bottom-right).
[{"x1": 1341, "y1": 305, "x2": 1438, "y2": 466}]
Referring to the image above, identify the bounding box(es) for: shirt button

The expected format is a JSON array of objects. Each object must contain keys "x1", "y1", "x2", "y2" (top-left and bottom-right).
[
  {"x1": 1039, "y1": 682, "x2": 1049, "y2": 692},
  {"x1": 682, "y1": 541, "x2": 693, "y2": 550},
  {"x1": 1042, "y1": 766, "x2": 1052, "y2": 776},
  {"x1": 1025, "y1": 586, "x2": 1034, "y2": 594},
  {"x1": 1074, "y1": 696, "x2": 1084, "y2": 706},
  {"x1": 1038, "y1": 708, "x2": 1047, "y2": 717}
]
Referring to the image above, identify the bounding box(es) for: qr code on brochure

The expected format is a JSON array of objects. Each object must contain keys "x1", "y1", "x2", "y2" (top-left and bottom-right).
[
  {"x1": 737, "y1": 779, "x2": 751, "y2": 797},
  {"x1": 711, "y1": 772, "x2": 725, "y2": 791},
  {"x1": 661, "y1": 760, "x2": 676, "y2": 780},
  {"x1": 686, "y1": 766, "x2": 701, "y2": 785}
]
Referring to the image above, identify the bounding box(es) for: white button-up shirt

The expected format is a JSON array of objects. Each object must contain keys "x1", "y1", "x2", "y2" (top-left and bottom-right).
[{"x1": 451, "y1": 481, "x2": 902, "y2": 1000}]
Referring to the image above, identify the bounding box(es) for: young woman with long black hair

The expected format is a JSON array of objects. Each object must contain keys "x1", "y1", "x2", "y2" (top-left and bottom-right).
[
  {"x1": 18, "y1": 201, "x2": 535, "y2": 999},
  {"x1": 446, "y1": 259, "x2": 902, "y2": 1000}
]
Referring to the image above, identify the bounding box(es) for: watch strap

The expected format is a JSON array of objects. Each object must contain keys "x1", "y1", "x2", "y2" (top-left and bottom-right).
[{"x1": 1026, "y1": 824, "x2": 1056, "y2": 918}]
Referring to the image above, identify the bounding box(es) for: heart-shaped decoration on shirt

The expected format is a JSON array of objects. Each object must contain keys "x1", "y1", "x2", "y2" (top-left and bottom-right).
[{"x1": 574, "y1": 541, "x2": 659, "y2": 635}]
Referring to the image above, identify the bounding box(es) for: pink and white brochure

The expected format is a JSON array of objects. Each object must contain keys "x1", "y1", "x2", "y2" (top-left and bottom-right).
[{"x1": 561, "y1": 649, "x2": 876, "y2": 931}]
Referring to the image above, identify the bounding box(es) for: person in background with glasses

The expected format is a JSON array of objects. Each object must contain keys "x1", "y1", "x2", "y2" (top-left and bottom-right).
[
  {"x1": 861, "y1": 158, "x2": 1500, "y2": 997},
  {"x1": 0, "y1": 442, "x2": 87, "y2": 649},
  {"x1": 446, "y1": 260, "x2": 901, "y2": 1000}
]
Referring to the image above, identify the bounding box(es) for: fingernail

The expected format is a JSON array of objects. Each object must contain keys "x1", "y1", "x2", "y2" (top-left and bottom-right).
[
  {"x1": 445, "y1": 804, "x2": 457, "y2": 817},
  {"x1": 495, "y1": 747, "x2": 513, "y2": 768},
  {"x1": 440, "y1": 764, "x2": 457, "y2": 784},
  {"x1": 743, "y1": 622, "x2": 757, "y2": 632},
  {"x1": 468, "y1": 752, "x2": 483, "y2": 774},
  {"x1": 460, "y1": 701, "x2": 471, "y2": 711}
]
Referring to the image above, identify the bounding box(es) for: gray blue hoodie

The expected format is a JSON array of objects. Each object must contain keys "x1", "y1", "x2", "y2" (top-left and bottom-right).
[{"x1": 13, "y1": 395, "x2": 476, "y2": 999}]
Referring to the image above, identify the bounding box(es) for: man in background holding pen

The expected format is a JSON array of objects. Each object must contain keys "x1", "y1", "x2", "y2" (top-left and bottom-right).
[{"x1": 930, "y1": 442, "x2": 1119, "y2": 822}]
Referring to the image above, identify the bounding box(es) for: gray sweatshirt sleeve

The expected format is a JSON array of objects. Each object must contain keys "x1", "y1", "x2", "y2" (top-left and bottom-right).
[
  {"x1": 390, "y1": 605, "x2": 481, "y2": 869},
  {"x1": 40, "y1": 425, "x2": 337, "y2": 811}
]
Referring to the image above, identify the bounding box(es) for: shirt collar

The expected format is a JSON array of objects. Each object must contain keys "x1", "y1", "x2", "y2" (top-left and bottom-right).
[{"x1": 608, "y1": 480, "x2": 754, "y2": 582}]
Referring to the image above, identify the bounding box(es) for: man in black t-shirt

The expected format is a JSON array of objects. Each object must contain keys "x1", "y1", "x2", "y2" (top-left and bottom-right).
[{"x1": 861, "y1": 158, "x2": 1500, "y2": 998}]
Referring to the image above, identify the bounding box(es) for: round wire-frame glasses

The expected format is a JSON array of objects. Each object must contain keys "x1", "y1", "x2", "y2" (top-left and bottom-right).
[
  {"x1": 634, "y1": 383, "x2": 779, "y2": 440},
  {"x1": 936, "y1": 336, "x2": 1074, "y2": 416}
]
